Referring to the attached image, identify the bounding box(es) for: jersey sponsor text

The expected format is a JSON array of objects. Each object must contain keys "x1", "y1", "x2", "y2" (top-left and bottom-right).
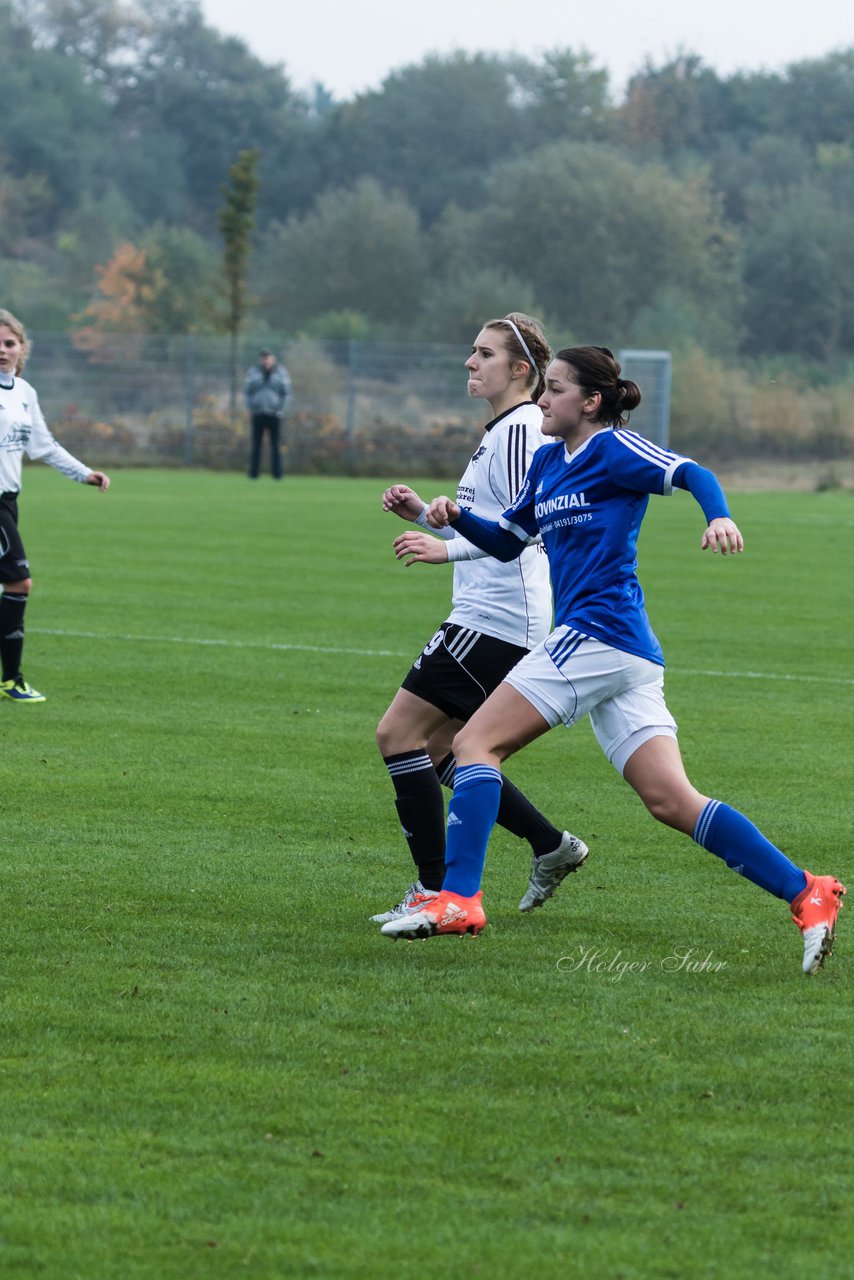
[{"x1": 535, "y1": 491, "x2": 590, "y2": 518}]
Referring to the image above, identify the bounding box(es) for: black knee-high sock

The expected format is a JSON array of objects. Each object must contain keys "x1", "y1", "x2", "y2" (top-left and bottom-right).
[
  {"x1": 383, "y1": 750, "x2": 446, "y2": 890},
  {"x1": 0, "y1": 592, "x2": 28, "y2": 681},
  {"x1": 435, "y1": 752, "x2": 563, "y2": 857}
]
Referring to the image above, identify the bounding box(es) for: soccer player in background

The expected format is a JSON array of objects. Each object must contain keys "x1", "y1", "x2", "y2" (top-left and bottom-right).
[
  {"x1": 383, "y1": 345, "x2": 845, "y2": 975},
  {"x1": 373, "y1": 314, "x2": 588, "y2": 924},
  {"x1": 0, "y1": 309, "x2": 111, "y2": 703}
]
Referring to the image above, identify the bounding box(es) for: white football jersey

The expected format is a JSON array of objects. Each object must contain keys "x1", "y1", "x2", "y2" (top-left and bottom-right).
[
  {"x1": 444, "y1": 402, "x2": 554, "y2": 648},
  {"x1": 0, "y1": 375, "x2": 91, "y2": 494}
]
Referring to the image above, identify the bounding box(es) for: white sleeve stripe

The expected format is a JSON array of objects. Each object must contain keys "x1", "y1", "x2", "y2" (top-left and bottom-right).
[
  {"x1": 499, "y1": 514, "x2": 538, "y2": 544},
  {"x1": 661, "y1": 458, "x2": 685, "y2": 493},
  {"x1": 615, "y1": 429, "x2": 679, "y2": 465},
  {"x1": 614, "y1": 429, "x2": 689, "y2": 470}
]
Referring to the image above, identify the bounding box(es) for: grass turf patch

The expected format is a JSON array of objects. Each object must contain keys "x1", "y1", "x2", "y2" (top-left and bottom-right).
[{"x1": 1, "y1": 470, "x2": 851, "y2": 1278}]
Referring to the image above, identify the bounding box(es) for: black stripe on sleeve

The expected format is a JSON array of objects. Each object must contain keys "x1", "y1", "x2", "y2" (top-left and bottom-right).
[{"x1": 506, "y1": 423, "x2": 527, "y2": 500}]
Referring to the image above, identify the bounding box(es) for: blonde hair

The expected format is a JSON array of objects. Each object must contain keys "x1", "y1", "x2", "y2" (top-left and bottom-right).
[
  {"x1": 484, "y1": 312, "x2": 551, "y2": 400},
  {"x1": 0, "y1": 309, "x2": 30, "y2": 374}
]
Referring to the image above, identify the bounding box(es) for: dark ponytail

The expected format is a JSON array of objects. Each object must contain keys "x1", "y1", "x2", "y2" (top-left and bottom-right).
[{"x1": 555, "y1": 345, "x2": 641, "y2": 427}]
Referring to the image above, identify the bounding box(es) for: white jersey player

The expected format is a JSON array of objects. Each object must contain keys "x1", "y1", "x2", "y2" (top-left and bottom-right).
[
  {"x1": 0, "y1": 309, "x2": 110, "y2": 703},
  {"x1": 372, "y1": 314, "x2": 588, "y2": 924},
  {"x1": 439, "y1": 398, "x2": 551, "y2": 650}
]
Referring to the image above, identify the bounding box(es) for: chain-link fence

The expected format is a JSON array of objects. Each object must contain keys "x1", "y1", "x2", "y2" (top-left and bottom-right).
[
  {"x1": 26, "y1": 334, "x2": 678, "y2": 474},
  {"x1": 20, "y1": 332, "x2": 854, "y2": 477},
  {"x1": 25, "y1": 332, "x2": 491, "y2": 478}
]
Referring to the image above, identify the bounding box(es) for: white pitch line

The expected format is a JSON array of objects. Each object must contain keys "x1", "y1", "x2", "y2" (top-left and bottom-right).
[
  {"x1": 30, "y1": 627, "x2": 854, "y2": 687},
  {"x1": 672, "y1": 667, "x2": 853, "y2": 687},
  {"x1": 30, "y1": 627, "x2": 405, "y2": 659}
]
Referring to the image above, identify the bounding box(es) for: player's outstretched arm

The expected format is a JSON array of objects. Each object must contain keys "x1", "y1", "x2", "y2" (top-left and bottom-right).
[
  {"x1": 428, "y1": 501, "x2": 525, "y2": 562},
  {"x1": 672, "y1": 462, "x2": 743, "y2": 556},
  {"x1": 382, "y1": 484, "x2": 424, "y2": 522},
  {"x1": 393, "y1": 531, "x2": 450, "y2": 567},
  {"x1": 425, "y1": 496, "x2": 460, "y2": 527},
  {"x1": 701, "y1": 517, "x2": 743, "y2": 555}
]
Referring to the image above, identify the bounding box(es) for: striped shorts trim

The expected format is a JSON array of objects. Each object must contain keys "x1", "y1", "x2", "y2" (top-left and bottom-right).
[{"x1": 504, "y1": 627, "x2": 677, "y2": 773}]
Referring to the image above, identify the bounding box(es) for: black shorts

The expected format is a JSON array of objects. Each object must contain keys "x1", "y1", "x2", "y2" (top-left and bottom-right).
[
  {"x1": 0, "y1": 493, "x2": 28, "y2": 583},
  {"x1": 401, "y1": 622, "x2": 530, "y2": 722}
]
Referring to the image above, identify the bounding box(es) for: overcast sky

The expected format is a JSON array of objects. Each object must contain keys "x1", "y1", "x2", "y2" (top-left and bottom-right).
[{"x1": 198, "y1": 0, "x2": 853, "y2": 100}]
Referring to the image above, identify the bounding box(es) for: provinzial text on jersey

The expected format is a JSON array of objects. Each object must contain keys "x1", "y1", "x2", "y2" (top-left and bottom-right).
[{"x1": 534, "y1": 492, "x2": 590, "y2": 518}]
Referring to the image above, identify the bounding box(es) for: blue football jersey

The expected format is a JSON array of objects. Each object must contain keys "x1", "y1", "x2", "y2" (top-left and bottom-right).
[{"x1": 500, "y1": 428, "x2": 691, "y2": 665}]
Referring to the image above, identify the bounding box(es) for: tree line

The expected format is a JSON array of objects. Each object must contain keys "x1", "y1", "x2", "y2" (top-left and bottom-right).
[{"x1": 2, "y1": 0, "x2": 853, "y2": 369}]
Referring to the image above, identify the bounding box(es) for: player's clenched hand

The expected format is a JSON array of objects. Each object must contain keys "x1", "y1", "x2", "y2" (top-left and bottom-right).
[
  {"x1": 425, "y1": 496, "x2": 460, "y2": 528},
  {"x1": 701, "y1": 517, "x2": 743, "y2": 555},
  {"x1": 382, "y1": 484, "x2": 424, "y2": 521},
  {"x1": 393, "y1": 531, "x2": 449, "y2": 567}
]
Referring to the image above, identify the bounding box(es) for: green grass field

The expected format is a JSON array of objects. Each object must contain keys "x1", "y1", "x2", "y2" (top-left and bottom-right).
[{"x1": 2, "y1": 469, "x2": 852, "y2": 1279}]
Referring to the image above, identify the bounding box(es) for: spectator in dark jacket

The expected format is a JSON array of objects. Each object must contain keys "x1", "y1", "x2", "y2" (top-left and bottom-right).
[{"x1": 243, "y1": 348, "x2": 292, "y2": 479}]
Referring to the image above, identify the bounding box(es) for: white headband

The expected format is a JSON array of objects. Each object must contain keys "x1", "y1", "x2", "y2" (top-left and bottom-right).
[{"x1": 502, "y1": 319, "x2": 539, "y2": 384}]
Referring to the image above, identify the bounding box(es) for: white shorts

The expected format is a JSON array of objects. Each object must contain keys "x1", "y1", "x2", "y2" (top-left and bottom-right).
[{"x1": 504, "y1": 627, "x2": 677, "y2": 775}]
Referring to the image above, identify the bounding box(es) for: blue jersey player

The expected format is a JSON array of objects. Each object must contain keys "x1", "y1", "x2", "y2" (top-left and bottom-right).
[{"x1": 382, "y1": 345, "x2": 845, "y2": 975}]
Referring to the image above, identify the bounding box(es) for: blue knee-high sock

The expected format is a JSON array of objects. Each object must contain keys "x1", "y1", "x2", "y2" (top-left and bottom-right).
[
  {"x1": 443, "y1": 764, "x2": 502, "y2": 897},
  {"x1": 693, "y1": 800, "x2": 807, "y2": 902}
]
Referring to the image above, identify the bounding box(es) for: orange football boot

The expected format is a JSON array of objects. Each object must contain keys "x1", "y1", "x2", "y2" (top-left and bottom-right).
[
  {"x1": 791, "y1": 872, "x2": 846, "y2": 975},
  {"x1": 381, "y1": 889, "x2": 486, "y2": 939}
]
